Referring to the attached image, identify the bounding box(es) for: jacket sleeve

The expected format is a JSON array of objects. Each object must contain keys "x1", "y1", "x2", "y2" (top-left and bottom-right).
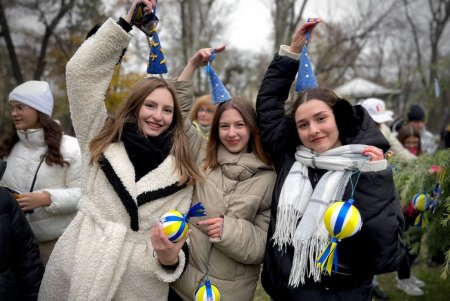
[
  {"x1": 43, "y1": 136, "x2": 82, "y2": 214},
  {"x1": 152, "y1": 243, "x2": 187, "y2": 283},
  {"x1": 66, "y1": 18, "x2": 132, "y2": 152},
  {"x1": 7, "y1": 189, "x2": 45, "y2": 299},
  {"x1": 340, "y1": 168, "x2": 405, "y2": 275},
  {"x1": 211, "y1": 174, "x2": 274, "y2": 265},
  {"x1": 172, "y1": 80, "x2": 207, "y2": 162},
  {"x1": 256, "y1": 54, "x2": 300, "y2": 168}
]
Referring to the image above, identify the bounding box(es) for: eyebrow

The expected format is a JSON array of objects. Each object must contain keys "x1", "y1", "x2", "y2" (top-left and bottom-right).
[
  {"x1": 144, "y1": 99, "x2": 173, "y2": 108},
  {"x1": 296, "y1": 111, "x2": 328, "y2": 124}
]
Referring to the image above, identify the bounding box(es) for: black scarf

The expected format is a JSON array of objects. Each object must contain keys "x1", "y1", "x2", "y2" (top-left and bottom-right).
[{"x1": 121, "y1": 122, "x2": 173, "y2": 181}]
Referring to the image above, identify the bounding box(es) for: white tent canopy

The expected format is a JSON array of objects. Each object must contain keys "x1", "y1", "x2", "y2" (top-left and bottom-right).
[{"x1": 334, "y1": 77, "x2": 401, "y2": 99}]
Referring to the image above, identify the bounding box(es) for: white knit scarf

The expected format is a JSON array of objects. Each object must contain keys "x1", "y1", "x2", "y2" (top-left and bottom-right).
[{"x1": 272, "y1": 144, "x2": 387, "y2": 287}]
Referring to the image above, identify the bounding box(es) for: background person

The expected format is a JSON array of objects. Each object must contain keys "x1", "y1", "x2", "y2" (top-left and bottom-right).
[
  {"x1": 406, "y1": 104, "x2": 437, "y2": 154},
  {"x1": 0, "y1": 159, "x2": 45, "y2": 301},
  {"x1": 393, "y1": 125, "x2": 426, "y2": 296},
  {"x1": 397, "y1": 125, "x2": 423, "y2": 156},
  {"x1": 0, "y1": 80, "x2": 82, "y2": 265},
  {"x1": 188, "y1": 94, "x2": 216, "y2": 139},
  {"x1": 361, "y1": 98, "x2": 416, "y2": 161},
  {"x1": 38, "y1": 1, "x2": 203, "y2": 300}
]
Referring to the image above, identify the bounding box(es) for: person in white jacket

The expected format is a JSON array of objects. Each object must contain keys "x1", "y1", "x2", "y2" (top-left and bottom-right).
[
  {"x1": 361, "y1": 98, "x2": 416, "y2": 161},
  {"x1": 0, "y1": 80, "x2": 82, "y2": 265}
]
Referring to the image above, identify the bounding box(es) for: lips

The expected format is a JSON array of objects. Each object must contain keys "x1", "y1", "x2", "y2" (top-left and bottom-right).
[
  {"x1": 226, "y1": 140, "x2": 239, "y2": 145},
  {"x1": 146, "y1": 121, "x2": 162, "y2": 130},
  {"x1": 311, "y1": 137, "x2": 324, "y2": 143}
]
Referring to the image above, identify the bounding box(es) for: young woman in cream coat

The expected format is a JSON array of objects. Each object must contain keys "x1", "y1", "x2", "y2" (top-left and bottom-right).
[{"x1": 39, "y1": 1, "x2": 203, "y2": 300}]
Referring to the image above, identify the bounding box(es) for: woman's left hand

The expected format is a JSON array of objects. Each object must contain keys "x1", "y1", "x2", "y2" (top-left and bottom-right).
[
  {"x1": 362, "y1": 146, "x2": 384, "y2": 161},
  {"x1": 289, "y1": 18, "x2": 320, "y2": 53},
  {"x1": 197, "y1": 217, "x2": 224, "y2": 239},
  {"x1": 16, "y1": 192, "x2": 51, "y2": 211},
  {"x1": 150, "y1": 222, "x2": 188, "y2": 266},
  {"x1": 178, "y1": 46, "x2": 226, "y2": 81}
]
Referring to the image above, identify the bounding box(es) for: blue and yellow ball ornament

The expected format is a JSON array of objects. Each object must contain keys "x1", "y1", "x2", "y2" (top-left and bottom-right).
[
  {"x1": 412, "y1": 193, "x2": 430, "y2": 212},
  {"x1": 412, "y1": 193, "x2": 430, "y2": 228},
  {"x1": 317, "y1": 199, "x2": 362, "y2": 275},
  {"x1": 159, "y1": 202, "x2": 206, "y2": 243},
  {"x1": 160, "y1": 210, "x2": 189, "y2": 242},
  {"x1": 194, "y1": 279, "x2": 221, "y2": 301}
]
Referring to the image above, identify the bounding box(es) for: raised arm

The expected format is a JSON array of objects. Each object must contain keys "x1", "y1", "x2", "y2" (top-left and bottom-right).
[
  {"x1": 175, "y1": 47, "x2": 225, "y2": 160},
  {"x1": 66, "y1": 0, "x2": 155, "y2": 150},
  {"x1": 256, "y1": 20, "x2": 320, "y2": 168}
]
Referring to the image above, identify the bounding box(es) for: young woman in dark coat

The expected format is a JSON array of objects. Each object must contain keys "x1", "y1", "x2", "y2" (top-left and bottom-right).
[
  {"x1": 0, "y1": 160, "x2": 44, "y2": 301},
  {"x1": 256, "y1": 21, "x2": 405, "y2": 301}
]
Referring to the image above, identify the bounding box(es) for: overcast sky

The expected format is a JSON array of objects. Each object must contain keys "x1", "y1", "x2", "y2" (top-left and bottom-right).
[{"x1": 222, "y1": 0, "x2": 355, "y2": 54}]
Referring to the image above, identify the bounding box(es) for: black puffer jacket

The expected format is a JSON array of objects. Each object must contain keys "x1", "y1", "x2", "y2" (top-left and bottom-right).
[
  {"x1": 0, "y1": 185, "x2": 44, "y2": 301},
  {"x1": 256, "y1": 55, "x2": 405, "y2": 301}
]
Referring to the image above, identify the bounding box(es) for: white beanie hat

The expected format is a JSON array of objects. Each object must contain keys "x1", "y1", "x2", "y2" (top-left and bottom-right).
[{"x1": 8, "y1": 81, "x2": 54, "y2": 116}]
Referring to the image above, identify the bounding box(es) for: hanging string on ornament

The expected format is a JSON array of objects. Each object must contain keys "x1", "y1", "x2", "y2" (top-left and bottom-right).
[{"x1": 316, "y1": 171, "x2": 363, "y2": 275}]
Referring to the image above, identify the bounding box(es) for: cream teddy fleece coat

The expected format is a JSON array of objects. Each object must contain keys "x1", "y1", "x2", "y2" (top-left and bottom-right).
[{"x1": 38, "y1": 19, "x2": 192, "y2": 301}]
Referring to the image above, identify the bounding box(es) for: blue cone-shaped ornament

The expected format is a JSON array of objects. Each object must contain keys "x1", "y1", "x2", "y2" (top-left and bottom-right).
[
  {"x1": 147, "y1": 30, "x2": 168, "y2": 75},
  {"x1": 206, "y1": 65, "x2": 231, "y2": 104},
  {"x1": 295, "y1": 44, "x2": 318, "y2": 92}
]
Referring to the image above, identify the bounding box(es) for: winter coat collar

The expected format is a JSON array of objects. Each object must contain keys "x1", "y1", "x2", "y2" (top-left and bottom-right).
[
  {"x1": 217, "y1": 145, "x2": 272, "y2": 181},
  {"x1": 17, "y1": 128, "x2": 46, "y2": 149},
  {"x1": 99, "y1": 142, "x2": 186, "y2": 231}
]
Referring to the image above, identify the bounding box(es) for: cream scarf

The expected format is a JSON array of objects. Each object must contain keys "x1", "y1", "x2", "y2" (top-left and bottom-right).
[{"x1": 272, "y1": 144, "x2": 387, "y2": 287}]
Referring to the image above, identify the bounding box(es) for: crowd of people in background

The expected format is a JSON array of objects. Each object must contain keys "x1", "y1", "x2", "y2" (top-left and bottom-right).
[{"x1": 1, "y1": 0, "x2": 449, "y2": 301}]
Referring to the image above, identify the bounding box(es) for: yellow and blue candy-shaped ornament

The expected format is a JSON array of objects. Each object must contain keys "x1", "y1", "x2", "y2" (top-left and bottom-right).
[
  {"x1": 317, "y1": 198, "x2": 362, "y2": 275},
  {"x1": 160, "y1": 202, "x2": 206, "y2": 242},
  {"x1": 412, "y1": 193, "x2": 430, "y2": 228},
  {"x1": 194, "y1": 279, "x2": 221, "y2": 301}
]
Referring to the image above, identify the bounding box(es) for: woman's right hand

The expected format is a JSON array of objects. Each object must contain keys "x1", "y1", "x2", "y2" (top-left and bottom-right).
[
  {"x1": 178, "y1": 46, "x2": 226, "y2": 81},
  {"x1": 124, "y1": 0, "x2": 156, "y2": 25},
  {"x1": 150, "y1": 222, "x2": 189, "y2": 266},
  {"x1": 289, "y1": 18, "x2": 320, "y2": 54}
]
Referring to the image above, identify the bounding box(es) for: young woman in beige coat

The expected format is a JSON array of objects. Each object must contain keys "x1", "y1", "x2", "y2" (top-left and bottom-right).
[{"x1": 170, "y1": 48, "x2": 276, "y2": 301}]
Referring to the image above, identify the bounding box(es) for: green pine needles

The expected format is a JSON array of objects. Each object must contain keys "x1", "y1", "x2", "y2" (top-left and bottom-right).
[{"x1": 389, "y1": 149, "x2": 450, "y2": 278}]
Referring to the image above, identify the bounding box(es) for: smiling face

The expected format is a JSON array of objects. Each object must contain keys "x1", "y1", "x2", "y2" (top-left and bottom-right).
[
  {"x1": 196, "y1": 105, "x2": 215, "y2": 127},
  {"x1": 9, "y1": 101, "x2": 41, "y2": 131},
  {"x1": 138, "y1": 87, "x2": 174, "y2": 137},
  {"x1": 218, "y1": 108, "x2": 250, "y2": 153},
  {"x1": 403, "y1": 136, "x2": 420, "y2": 155},
  {"x1": 294, "y1": 99, "x2": 341, "y2": 152}
]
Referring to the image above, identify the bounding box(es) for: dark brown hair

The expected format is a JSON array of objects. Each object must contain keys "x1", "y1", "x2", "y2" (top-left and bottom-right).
[
  {"x1": 0, "y1": 113, "x2": 69, "y2": 167},
  {"x1": 203, "y1": 97, "x2": 271, "y2": 169},
  {"x1": 397, "y1": 125, "x2": 422, "y2": 155},
  {"x1": 291, "y1": 88, "x2": 357, "y2": 145}
]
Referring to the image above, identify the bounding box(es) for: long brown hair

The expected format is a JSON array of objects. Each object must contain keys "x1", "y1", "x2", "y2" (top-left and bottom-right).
[
  {"x1": 0, "y1": 113, "x2": 68, "y2": 167},
  {"x1": 204, "y1": 97, "x2": 271, "y2": 170},
  {"x1": 89, "y1": 77, "x2": 202, "y2": 185}
]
